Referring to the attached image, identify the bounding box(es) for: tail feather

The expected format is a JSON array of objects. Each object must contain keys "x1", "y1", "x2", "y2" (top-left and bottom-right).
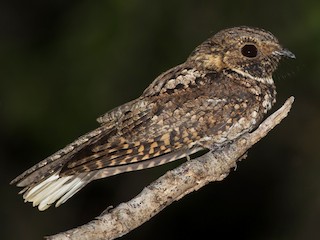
[
  {"x1": 11, "y1": 127, "x2": 105, "y2": 187},
  {"x1": 21, "y1": 171, "x2": 99, "y2": 211},
  {"x1": 11, "y1": 127, "x2": 107, "y2": 211},
  {"x1": 11, "y1": 123, "x2": 205, "y2": 211}
]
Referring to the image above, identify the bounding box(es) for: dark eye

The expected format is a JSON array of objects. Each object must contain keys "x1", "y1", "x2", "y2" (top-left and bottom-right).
[{"x1": 241, "y1": 44, "x2": 258, "y2": 58}]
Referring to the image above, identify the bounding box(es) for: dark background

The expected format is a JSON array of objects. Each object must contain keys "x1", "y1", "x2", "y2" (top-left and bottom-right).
[{"x1": 1, "y1": 0, "x2": 319, "y2": 239}]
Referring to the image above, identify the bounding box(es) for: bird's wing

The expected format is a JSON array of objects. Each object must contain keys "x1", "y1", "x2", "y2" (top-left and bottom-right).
[
  {"x1": 11, "y1": 94, "x2": 204, "y2": 211},
  {"x1": 60, "y1": 100, "x2": 202, "y2": 176},
  {"x1": 10, "y1": 63, "x2": 216, "y2": 210},
  {"x1": 59, "y1": 64, "x2": 213, "y2": 177}
]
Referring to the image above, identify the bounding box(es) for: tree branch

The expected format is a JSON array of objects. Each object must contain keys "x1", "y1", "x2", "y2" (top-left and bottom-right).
[{"x1": 46, "y1": 97, "x2": 294, "y2": 240}]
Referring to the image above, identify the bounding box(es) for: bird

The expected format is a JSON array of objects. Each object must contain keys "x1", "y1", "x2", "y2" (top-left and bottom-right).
[{"x1": 11, "y1": 26, "x2": 295, "y2": 211}]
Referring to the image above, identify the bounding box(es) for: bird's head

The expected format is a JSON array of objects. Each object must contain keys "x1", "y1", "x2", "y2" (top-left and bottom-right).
[{"x1": 188, "y1": 26, "x2": 295, "y2": 83}]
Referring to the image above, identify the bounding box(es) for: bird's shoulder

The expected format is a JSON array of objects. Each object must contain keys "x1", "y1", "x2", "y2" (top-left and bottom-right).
[
  {"x1": 96, "y1": 63, "x2": 205, "y2": 126},
  {"x1": 142, "y1": 63, "x2": 208, "y2": 97}
]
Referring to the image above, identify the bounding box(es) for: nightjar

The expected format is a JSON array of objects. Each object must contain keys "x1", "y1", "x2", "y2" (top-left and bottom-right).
[{"x1": 11, "y1": 26, "x2": 295, "y2": 210}]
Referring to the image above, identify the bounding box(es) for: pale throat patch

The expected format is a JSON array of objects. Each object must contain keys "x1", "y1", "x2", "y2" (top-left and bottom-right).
[{"x1": 231, "y1": 68, "x2": 274, "y2": 85}]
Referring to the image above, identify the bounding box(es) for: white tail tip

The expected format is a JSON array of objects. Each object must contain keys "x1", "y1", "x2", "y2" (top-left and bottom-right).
[{"x1": 22, "y1": 174, "x2": 85, "y2": 211}]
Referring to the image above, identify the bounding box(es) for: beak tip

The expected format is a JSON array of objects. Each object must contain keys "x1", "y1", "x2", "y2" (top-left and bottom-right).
[
  {"x1": 284, "y1": 49, "x2": 296, "y2": 59},
  {"x1": 274, "y1": 49, "x2": 296, "y2": 59}
]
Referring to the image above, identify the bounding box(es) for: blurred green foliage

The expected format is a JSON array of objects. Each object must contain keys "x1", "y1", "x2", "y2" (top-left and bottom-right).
[{"x1": 1, "y1": 0, "x2": 320, "y2": 239}]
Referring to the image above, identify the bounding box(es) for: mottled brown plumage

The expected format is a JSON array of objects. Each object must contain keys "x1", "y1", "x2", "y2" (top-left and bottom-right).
[{"x1": 11, "y1": 26, "x2": 295, "y2": 210}]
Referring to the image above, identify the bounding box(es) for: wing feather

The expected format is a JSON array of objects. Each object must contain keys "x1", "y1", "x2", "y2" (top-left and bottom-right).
[{"x1": 11, "y1": 64, "x2": 236, "y2": 210}]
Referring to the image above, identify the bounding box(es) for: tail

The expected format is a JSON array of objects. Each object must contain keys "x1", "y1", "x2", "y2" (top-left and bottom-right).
[
  {"x1": 10, "y1": 128, "x2": 105, "y2": 211},
  {"x1": 11, "y1": 125, "x2": 205, "y2": 211}
]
